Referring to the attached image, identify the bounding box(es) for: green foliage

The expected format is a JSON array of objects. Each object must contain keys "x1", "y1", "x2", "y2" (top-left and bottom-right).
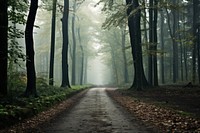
[
  {"x1": 8, "y1": 0, "x2": 28, "y2": 65},
  {"x1": 40, "y1": 0, "x2": 53, "y2": 11},
  {"x1": 7, "y1": 71, "x2": 26, "y2": 93},
  {"x1": 0, "y1": 78, "x2": 90, "y2": 128}
]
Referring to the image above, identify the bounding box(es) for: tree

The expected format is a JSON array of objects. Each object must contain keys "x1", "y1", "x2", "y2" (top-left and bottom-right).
[
  {"x1": 24, "y1": 0, "x2": 38, "y2": 97},
  {"x1": 49, "y1": 0, "x2": 57, "y2": 85},
  {"x1": 77, "y1": 27, "x2": 84, "y2": 85},
  {"x1": 160, "y1": 9, "x2": 165, "y2": 84},
  {"x1": 61, "y1": 0, "x2": 70, "y2": 88},
  {"x1": 192, "y1": 0, "x2": 198, "y2": 83},
  {"x1": 0, "y1": 0, "x2": 8, "y2": 96},
  {"x1": 71, "y1": 0, "x2": 77, "y2": 85},
  {"x1": 148, "y1": 0, "x2": 158, "y2": 86},
  {"x1": 126, "y1": 0, "x2": 149, "y2": 90}
]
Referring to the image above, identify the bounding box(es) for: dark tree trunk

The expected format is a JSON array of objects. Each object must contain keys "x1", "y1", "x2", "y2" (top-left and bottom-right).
[
  {"x1": 24, "y1": 0, "x2": 38, "y2": 97},
  {"x1": 192, "y1": 0, "x2": 198, "y2": 83},
  {"x1": 197, "y1": 27, "x2": 200, "y2": 83},
  {"x1": 0, "y1": 0, "x2": 8, "y2": 96},
  {"x1": 61, "y1": 0, "x2": 70, "y2": 88},
  {"x1": 178, "y1": 11, "x2": 184, "y2": 81},
  {"x1": 183, "y1": 20, "x2": 188, "y2": 81},
  {"x1": 172, "y1": 2, "x2": 178, "y2": 83},
  {"x1": 71, "y1": 1, "x2": 77, "y2": 85},
  {"x1": 148, "y1": 0, "x2": 153, "y2": 85},
  {"x1": 148, "y1": 0, "x2": 158, "y2": 86},
  {"x1": 49, "y1": 0, "x2": 57, "y2": 85},
  {"x1": 126, "y1": 0, "x2": 149, "y2": 90},
  {"x1": 153, "y1": 0, "x2": 158, "y2": 86}
]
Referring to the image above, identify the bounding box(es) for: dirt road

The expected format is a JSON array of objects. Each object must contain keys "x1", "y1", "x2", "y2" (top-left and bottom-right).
[{"x1": 41, "y1": 88, "x2": 155, "y2": 133}]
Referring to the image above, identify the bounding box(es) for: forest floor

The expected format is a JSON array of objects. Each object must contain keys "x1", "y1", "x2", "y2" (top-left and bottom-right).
[
  {"x1": 1, "y1": 86, "x2": 200, "y2": 132},
  {"x1": 107, "y1": 85, "x2": 200, "y2": 132}
]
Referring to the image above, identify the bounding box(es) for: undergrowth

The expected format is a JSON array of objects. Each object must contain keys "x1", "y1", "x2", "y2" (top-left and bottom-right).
[{"x1": 0, "y1": 73, "x2": 91, "y2": 129}]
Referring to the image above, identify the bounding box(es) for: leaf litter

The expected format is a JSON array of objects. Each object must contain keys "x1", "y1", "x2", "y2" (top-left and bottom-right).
[{"x1": 106, "y1": 86, "x2": 200, "y2": 132}]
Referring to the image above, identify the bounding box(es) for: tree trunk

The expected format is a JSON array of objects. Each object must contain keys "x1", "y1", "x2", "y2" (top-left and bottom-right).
[
  {"x1": 77, "y1": 27, "x2": 84, "y2": 85},
  {"x1": 24, "y1": 0, "x2": 38, "y2": 97},
  {"x1": 153, "y1": 0, "x2": 158, "y2": 86},
  {"x1": 148, "y1": 0, "x2": 158, "y2": 86},
  {"x1": 178, "y1": 11, "x2": 184, "y2": 81},
  {"x1": 165, "y1": 4, "x2": 178, "y2": 83},
  {"x1": 49, "y1": 0, "x2": 57, "y2": 85},
  {"x1": 83, "y1": 57, "x2": 88, "y2": 84},
  {"x1": 61, "y1": 0, "x2": 71, "y2": 88},
  {"x1": 172, "y1": 0, "x2": 178, "y2": 83},
  {"x1": 142, "y1": 0, "x2": 148, "y2": 77},
  {"x1": 126, "y1": 0, "x2": 149, "y2": 90},
  {"x1": 71, "y1": 1, "x2": 77, "y2": 85},
  {"x1": 0, "y1": 0, "x2": 8, "y2": 96},
  {"x1": 110, "y1": 43, "x2": 119, "y2": 85},
  {"x1": 160, "y1": 9, "x2": 165, "y2": 84},
  {"x1": 192, "y1": 0, "x2": 197, "y2": 83},
  {"x1": 197, "y1": 27, "x2": 200, "y2": 83},
  {"x1": 148, "y1": 0, "x2": 153, "y2": 85}
]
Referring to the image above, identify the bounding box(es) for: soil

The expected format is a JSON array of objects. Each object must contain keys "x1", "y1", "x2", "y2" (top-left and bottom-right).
[{"x1": 118, "y1": 85, "x2": 200, "y2": 118}]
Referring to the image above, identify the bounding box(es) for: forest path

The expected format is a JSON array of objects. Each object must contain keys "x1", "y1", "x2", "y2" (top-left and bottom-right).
[{"x1": 41, "y1": 88, "x2": 154, "y2": 133}]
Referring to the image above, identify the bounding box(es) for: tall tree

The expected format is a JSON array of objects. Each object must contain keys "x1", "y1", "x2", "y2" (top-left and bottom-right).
[
  {"x1": 77, "y1": 27, "x2": 84, "y2": 85},
  {"x1": 148, "y1": 0, "x2": 153, "y2": 85},
  {"x1": 148, "y1": 0, "x2": 158, "y2": 86},
  {"x1": 165, "y1": 1, "x2": 178, "y2": 83},
  {"x1": 126, "y1": 0, "x2": 149, "y2": 90},
  {"x1": 192, "y1": 0, "x2": 198, "y2": 83},
  {"x1": 49, "y1": 0, "x2": 57, "y2": 85},
  {"x1": 61, "y1": 0, "x2": 70, "y2": 88},
  {"x1": 153, "y1": 0, "x2": 158, "y2": 86},
  {"x1": 24, "y1": 0, "x2": 38, "y2": 97},
  {"x1": 71, "y1": 0, "x2": 77, "y2": 85},
  {"x1": 160, "y1": 9, "x2": 165, "y2": 84},
  {"x1": 0, "y1": 0, "x2": 8, "y2": 96}
]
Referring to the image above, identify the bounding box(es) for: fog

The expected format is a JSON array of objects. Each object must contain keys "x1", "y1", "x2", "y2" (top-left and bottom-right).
[{"x1": 33, "y1": 0, "x2": 113, "y2": 86}]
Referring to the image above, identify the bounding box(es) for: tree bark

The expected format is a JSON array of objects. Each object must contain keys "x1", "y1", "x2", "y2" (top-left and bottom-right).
[
  {"x1": 153, "y1": 0, "x2": 158, "y2": 86},
  {"x1": 61, "y1": 0, "x2": 71, "y2": 88},
  {"x1": 192, "y1": 0, "x2": 197, "y2": 83},
  {"x1": 148, "y1": 0, "x2": 153, "y2": 85},
  {"x1": 24, "y1": 0, "x2": 38, "y2": 97},
  {"x1": 165, "y1": 4, "x2": 178, "y2": 83},
  {"x1": 0, "y1": 0, "x2": 8, "y2": 96},
  {"x1": 160, "y1": 10, "x2": 165, "y2": 84},
  {"x1": 126, "y1": 0, "x2": 149, "y2": 90},
  {"x1": 49, "y1": 0, "x2": 57, "y2": 85},
  {"x1": 77, "y1": 27, "x2": 84, "y2": 85},
  {"x1": 71, "y1": 1, "x2": 77, "y2": 85}
]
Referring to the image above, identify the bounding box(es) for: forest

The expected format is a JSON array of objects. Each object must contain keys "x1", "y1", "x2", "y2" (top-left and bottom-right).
[{"x1": 0, "y1": 0, "x2": 200, "y2": 132}]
